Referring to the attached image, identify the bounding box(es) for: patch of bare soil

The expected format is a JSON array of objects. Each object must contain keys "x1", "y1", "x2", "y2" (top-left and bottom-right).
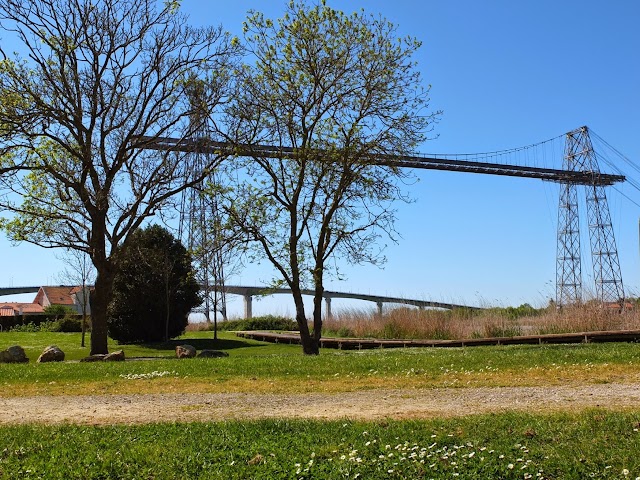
[{"x1": 2, "y1": 383, "x2": 639, "y2": 425}]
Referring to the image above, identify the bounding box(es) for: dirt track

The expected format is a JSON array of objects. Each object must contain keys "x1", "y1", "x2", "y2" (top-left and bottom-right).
[{"x1": 2, "y1": 383, "x2": 639, "y2": 425}]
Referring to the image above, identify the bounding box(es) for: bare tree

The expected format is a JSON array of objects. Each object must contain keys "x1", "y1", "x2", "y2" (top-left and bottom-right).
[
  {"x1": 223, "y1": 1, "x2": 440, "y2": 354},
  {"x1": 0, "y1": 0, "x2": 240, "y2": 354},
  {"x1": 57, "y1": 248, "x2": 95, "y2": 347}
]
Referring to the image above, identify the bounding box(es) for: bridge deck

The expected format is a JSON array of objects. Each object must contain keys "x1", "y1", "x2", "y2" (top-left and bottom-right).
[
  {"x1": 135, "y1": 136, "x2": 625, "y2": 186},
  {"x1": 222, "y1": 285, "x2": 478, "y2": 310},
  {"x1": 0, "y1": 285, "x2": 479, "y2": 311}
]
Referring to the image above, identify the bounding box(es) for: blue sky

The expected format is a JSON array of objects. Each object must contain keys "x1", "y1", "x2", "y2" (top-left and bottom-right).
[{"x1": 1, "y1": 0, "x2": 639, "y2": 318}]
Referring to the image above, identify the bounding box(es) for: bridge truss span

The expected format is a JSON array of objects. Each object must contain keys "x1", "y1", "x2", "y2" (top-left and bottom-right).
[
  {"x1": 134, "y1": 125, "x2": 629, "y2": 309},
  {"x1": 136, "y1": 134, "x2": 625, "y2": 186}
]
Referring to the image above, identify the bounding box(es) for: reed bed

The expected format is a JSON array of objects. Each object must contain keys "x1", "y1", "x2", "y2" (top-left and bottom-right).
[{"x1": 323, "y1": 302, "x2": 639, "y2": 340}]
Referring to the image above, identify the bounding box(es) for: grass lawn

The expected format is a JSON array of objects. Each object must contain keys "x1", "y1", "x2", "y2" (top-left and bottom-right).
[
  {"x1": 2, "y1": 332, "x2": 640, "y2": 478},
  {"x1": 1, "y1": 331, "x2": 640, "y2": 396},
  {"x1": 0, "y1": 330, "x2": 298, "y2": 361},
  {"x1": 1, "y1": 411, "x2": 639, "y2": 479}
]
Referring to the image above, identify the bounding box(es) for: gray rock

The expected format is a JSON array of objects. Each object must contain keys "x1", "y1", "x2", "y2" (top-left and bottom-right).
[
  {"x1": 37, "y1": 345, "x2": 65, "y2": 363},
  {"x1": 104, "y1": 350, "x2": 125, "y2": 362},
  {"x1": 197, "y1": 349, "x2": 229, "y2": 358},
  {"x1": 80, "y1": 350, "x2": 125, "y2": 362},
  {"x1": 0, "y1": 345, "x2": 28, "y2": 363},
  {"x1": 80, "y1": 354, "x2": 107, "y2": 362},
  {"x1": 176, "y1": 344, "x2": 197, "y2": 358}
]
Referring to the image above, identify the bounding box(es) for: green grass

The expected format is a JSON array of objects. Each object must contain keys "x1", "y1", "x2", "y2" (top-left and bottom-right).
[
  {"x1": 0, "y1": 330, "x2": 298, "y2": 361},
  {"x1": 1, "y1": 411, "x2": 639, "y2": 479},
  {"x1": 2, "y1": 332, "x2": 640, "y2": 395}
]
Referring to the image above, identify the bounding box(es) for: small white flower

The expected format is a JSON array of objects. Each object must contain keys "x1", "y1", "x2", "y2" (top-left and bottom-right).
[{"x1": 507, "y1": 463, "x2": 514, "y2": 469}]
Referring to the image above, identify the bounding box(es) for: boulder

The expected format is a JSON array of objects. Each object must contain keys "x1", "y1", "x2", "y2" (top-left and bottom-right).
[
  {"x1": 37, "y1": 345, "x2": 65, "y2": 363},
  {"x1": 80, "y1": 354, "x2": 106, "y2": 362},
  {"x1": 197, "y1": 349, "x2": 229, "y2": 358},
  {"x1": 0, "y1": 345, "x2": 28, "y2": 363},
  {"x1": 104, "y1": 350, "x2": 125, "y2": 362},
  {"x1": 176, "y1": 344, "x2": 197, "y2": 358}
]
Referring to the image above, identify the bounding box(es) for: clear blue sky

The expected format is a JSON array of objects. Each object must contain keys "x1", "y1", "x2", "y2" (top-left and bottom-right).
[{"x1": 2, "y1": 0, "x2": 639, "y2": 318}]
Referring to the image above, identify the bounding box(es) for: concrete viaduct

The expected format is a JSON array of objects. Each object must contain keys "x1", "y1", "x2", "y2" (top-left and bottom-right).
[
  {"x1": 0, "y1": 285, "x2": 480, "y2": 319},
  {"x1": 222, "y1": 286, "x2": 479, "y2": 318}
]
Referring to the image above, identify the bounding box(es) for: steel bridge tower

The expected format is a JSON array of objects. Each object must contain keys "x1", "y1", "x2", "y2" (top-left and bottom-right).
[
  {"x1": 556, "y1": 126, "x2": 624, "y2": 306},
  {"x1": 178, "y1": 84, "x2": 227, "y2": 330}
]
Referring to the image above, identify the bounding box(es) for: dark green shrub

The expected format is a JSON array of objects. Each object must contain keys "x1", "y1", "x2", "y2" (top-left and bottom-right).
[
  {"x1": 57, "y1": 317, "x2": 83, "y2": 332},
  {"x1": 108, "y1": 225, "x2": 201, "y2": 343}
]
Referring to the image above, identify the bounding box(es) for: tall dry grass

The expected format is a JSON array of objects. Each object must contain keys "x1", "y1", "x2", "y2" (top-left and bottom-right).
[{"x1": 322, "y1": 302, "x2": 640, "y2": 340}]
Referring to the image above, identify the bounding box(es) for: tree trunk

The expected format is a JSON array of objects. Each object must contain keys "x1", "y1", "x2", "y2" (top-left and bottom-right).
[
  {"x1": 164, "y1": 280, "x2": 170, "y2": 343},
  {"x1": 300, "y1": 330, "x2": 319, "y2": 355},
  {"x1": 292, "y1": 287, "x2": 319, "y2": 355},
  {"x1": 89, "y1": 266, "x2": 115, "y2": 355},
  {"x1": 81, "y1": 286, "x2": 87, "y2": 348},
  {"x1": 311, "y1": 285, "x2": 323, "y2": 351},
  {"x1": 309, "y1": 260, "x2": 325, "y2": 355}
]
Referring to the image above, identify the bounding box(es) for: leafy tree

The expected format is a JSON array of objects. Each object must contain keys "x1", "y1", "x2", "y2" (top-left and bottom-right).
[
  {"x1": 57, "y1": 248, "x2": 95, "y2": 347},
  {"x1": 0, "y1": 0, "x2": 240, "y2": 353},
  {"x1": 222, "y1": 1, "x2": 440, "y2": 354},
  {"x1": 107, "y1": 224, "x2": 201, "y2": 344}
]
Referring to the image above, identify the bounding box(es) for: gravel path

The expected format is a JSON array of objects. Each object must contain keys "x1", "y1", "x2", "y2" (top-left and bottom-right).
[{"x1": 2, "y1": 383, "x2": 639, "y2": 425}]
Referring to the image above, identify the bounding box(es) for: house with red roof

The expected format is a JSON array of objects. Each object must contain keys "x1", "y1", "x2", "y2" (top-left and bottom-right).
[
  {"x1": 0, "y1": 285, "x2": 91, "y2": 319},
  {"x1": 33, "y1": 286, "x2": 91, "y2": 314},
  {"x1": 0, "y1": 302, "x2": 44, "y2": 317}
]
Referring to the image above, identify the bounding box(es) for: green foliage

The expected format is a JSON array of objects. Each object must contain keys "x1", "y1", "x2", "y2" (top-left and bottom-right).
[
  {"x1": 9, "y1": 322, "x2": 50, "y2": 333},
  {"x1": 0, "y1": 412, "x2": 639, "y2": 478},
  {"x1": 482, "y1": 323, "x2": 523, "y2": 338},
  {"x1": 213, "y1": 315, "x2": 299, "y2": 332},
  {"x1": 7, "y1": 316, "x2": 83, "y2": 333},
  {"x1": 9, "y1": 319, "x2": 81, "y2": 333},
  {"x1": 42, "y1": 304, "x2": 75, "y2": 318},
  {"x1": 487, "y1": 303, "x2": 546, "y2": 320},
  {"x1": 225, "y1": 1, "x2": 441, "y2": 353},
  {"x1": 107, "y1": 225, "x2": 201, "y2": 344},
  {"x1": 0, "y1": 0, "x2": 241, "y2": 355},
  {"x1": 56, "y1": 317, "x2": 84, "y2": 333},
  {"x1": 335, "y1": 326, "x2": 355, "y2": 338}
]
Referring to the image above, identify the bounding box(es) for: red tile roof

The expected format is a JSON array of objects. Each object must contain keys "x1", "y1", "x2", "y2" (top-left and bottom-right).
[
  {"x1": 0, "y1": 303, "x2": 45, "y2": 316},
  {"x1": 34, "y1": 286, "x2": 77, "y2": 306}
]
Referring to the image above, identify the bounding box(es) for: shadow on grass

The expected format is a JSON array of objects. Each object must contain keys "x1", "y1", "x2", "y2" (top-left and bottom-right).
[{"x1": 140, "y1": 337, "x2": 266, "y2": 352}]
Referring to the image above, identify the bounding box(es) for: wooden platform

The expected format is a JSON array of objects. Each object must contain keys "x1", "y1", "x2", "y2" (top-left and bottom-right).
[{"x1": 236, "y1": 329, "x2": 640, "y2": 350}]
